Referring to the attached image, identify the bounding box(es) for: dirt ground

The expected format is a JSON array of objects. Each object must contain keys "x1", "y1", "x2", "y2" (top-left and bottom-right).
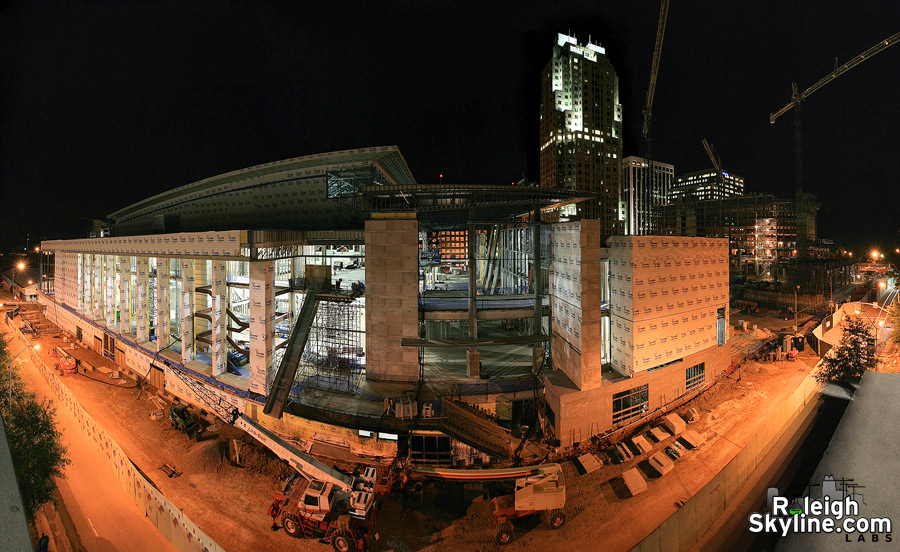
[
  {"x1": 12, "y1": 318, "x2": 327, "y2": 552},
  {"x1": 390, "y1": 354, "x2": 821, "y2": 552},
  {"x1": 9, "y1": 297, "x2": 824, "y2": 552}
]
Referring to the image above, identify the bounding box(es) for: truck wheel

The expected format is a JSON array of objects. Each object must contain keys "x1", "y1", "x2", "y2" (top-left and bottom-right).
[
  {"x1": 283, "y1": 516, "x2": 301, "y2": 538},
  {"x1": 549, "y1": 509, "x2": 566, "y2": 529},
  {"x1": 496, "y1": 523, "x2": 514, "y2": 545},
  {"x1": 194, "y1": 430, "x2": 202, "y2": 442},
  {"x1": 332, "y1": 532, "x2": 354, "y2": 552}
]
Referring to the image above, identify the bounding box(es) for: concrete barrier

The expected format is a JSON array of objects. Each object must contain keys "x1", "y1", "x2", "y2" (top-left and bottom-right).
[
  {"x1": 631, "y1": 374, "x2": 819, "y2": 552},
  {"x1": 13, "y1": 327, "x2": 226, "y2": 552}
]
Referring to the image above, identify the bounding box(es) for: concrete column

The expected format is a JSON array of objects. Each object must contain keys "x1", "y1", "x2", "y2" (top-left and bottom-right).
[
  {"x1": 364, "y1": 219, "x2": 420, "y2": 382},
  {"x1": 76, "y1": 254, "x2": 83, "y2": 311},
  {"x1": 118, "y1": 257, "x2": 130, "y2": 334},
  {"x1": 104, "y1": 255, "x2": 116, "y2": 327},
  {"x1": 211, "y1": 260, "x2": 228, "y2": 377},
  {"x1": 249, "y1": 261, "x2": 274, "y2": 394},
  {"x1": 467, "y1": 347, "x2": 480, "y2": 378},
  {"x1": 136, "y1": 257, "x2": 149, "y2": 342},
  {"x1": 181, "y1": 259, "x2": 195, "y2": 363},
  {"x1": 156, "y1": 258, "x2": 170, "y2": 352},
  {"x1": 92, "y1": 254, "x2": 103, "y2": 319}
]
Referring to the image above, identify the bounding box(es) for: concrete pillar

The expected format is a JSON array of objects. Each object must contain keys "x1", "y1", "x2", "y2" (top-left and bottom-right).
[
  {"x1": 156, "y1": 258, "x2": 170, "y2": 352},
  {"x1": 467, "y1": 347, "x2": 480, "y2": 378},
  {"x1": 104, "y1": 255, "x2": 116, "y2": 327},
  {"x1": 118, "y1": 257, "x2": 130, "y2": 334},
  {"x1": 181, "y1": 259, "x2": 195, "y2": 363},
  {"x1": 92, "y1": 254, "x2": 103, "y2": 319},
  {"x1": 136, "y1": 257, "x2": 149, "y2": 342},
  {"x1": 364, "y1": 219, "x2": 420, "y2": 382},
  {"x1": 249, "y1": 261, "x2": 274, "y2": 394},
  {"x1": 211, "y1": 260, "x2": 228, "y2": 377}
]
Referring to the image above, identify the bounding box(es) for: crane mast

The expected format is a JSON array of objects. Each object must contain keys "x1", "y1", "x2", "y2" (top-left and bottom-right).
[{"x1": 642, "y1": 0, "x2": 671, "y2": 144}]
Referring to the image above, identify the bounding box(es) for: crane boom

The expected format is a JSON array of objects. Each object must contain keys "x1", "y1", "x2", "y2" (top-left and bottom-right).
[
  {"x1": 769, "y1": 31, "x2": 900, "y2": 124},
  {"x1": 702, "y1": 139, "x2": 721, "y2": 174},
  {"x1": 642, "y1": 0, "x2": 670, "y2": 139}
]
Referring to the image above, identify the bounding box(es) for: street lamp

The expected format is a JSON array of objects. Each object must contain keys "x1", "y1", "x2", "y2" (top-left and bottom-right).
[
  {"x1": 794, "y1": 285, "x2": 800, "y2": 334},
  {"x1": 7, "y1": 343, "x2": 39, "y2": 404}
]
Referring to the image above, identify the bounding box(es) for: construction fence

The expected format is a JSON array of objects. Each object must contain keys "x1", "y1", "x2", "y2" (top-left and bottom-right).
[
  {"x1": 632, "y1": 374, "x2": 820, "y2": 552},
  {"x1": 12, "y1": 326, "x2": 226, "y2": 552}
]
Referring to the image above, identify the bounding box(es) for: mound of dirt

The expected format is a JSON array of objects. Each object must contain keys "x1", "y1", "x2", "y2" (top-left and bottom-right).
[
  {"x1": 181, "y1": 439, "x2": 226, "y2": 474},
  {"x1": 229, "y1": 439, "x2": 293, "y2": 479}
]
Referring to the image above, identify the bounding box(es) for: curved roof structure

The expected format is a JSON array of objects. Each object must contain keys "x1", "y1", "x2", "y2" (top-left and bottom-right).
[{"x1": 109, "y1": 146, "x2": 416, "y2": 236}]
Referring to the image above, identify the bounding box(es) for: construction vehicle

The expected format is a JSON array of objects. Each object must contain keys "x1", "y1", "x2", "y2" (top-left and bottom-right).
[
  {"x1": 163, "y1": 361, "x2": 378, "y2": 543},
  {"x1": 268, "y1": 472, "x2": 378, "y2": 551},
  {"x1": 53, "y1": 346, "x2": 78, "y2": 376},
  {"x1": 491, "y1": 463, "x2": 566, "y2": 545},
  {"x1": 168, "y1": 404, "x2": 203, "y2": 441},
  {"x1": 229, "y1": 411, "x2": 377, "y2": 550}
]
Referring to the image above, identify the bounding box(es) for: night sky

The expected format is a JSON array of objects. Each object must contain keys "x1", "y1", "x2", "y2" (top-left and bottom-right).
[{"x1": 2, "y1": 1, "x2": 898, "y2": 251}]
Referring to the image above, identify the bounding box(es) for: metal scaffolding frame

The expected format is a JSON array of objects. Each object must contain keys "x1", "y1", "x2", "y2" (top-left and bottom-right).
[{"x1": 296, "y1": 297, "x2": 366, "y2": 395}]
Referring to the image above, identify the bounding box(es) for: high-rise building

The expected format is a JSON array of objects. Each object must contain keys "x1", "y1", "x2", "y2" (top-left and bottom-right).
[
  {"x1": 539, "y1": 33, "x2": 623, "y2": 236},
  {"x1": 669, "y1": 169, "x2": 744, "y2": 202},
  {"x1": 622, "y1": 156, "x2": 674, "y2": 235}
]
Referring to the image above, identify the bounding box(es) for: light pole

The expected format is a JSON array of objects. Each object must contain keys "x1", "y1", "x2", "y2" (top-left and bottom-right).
[
  {"x1": 13, "y1": 261, "x2": 25, "y2": 299},
  {"x1": 794, "y1": 285, "x2": 800, "y2": 334},
  {"x1": 6, "y1": 343, "x2": 39, "y2": 405}
]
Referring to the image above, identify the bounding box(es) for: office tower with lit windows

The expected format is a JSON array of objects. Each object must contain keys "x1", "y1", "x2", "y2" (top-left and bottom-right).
[
  {"x1": 622, "y1": 156, "x2": 674, "y2": 235},
  {"x1": 669, "y1": 169, "x2": 744, "y2": 202},
  {"x1": 539, "y1": 33, "x2": 623, "y2": 236}
]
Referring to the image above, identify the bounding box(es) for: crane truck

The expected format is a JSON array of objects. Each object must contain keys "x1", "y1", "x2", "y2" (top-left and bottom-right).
[{"x1": 229, "y1": 411, "x2": 378, "y2": 551}]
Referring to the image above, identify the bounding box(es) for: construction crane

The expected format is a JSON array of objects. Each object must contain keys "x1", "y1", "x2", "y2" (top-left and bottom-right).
[
  {"x1": 769, "y1": 31, "x2": 900, "y2": 125},
  {"x1": 769, "y1": 30, "x2": 900, "y2": 191},
  {"x1": 642, "y1": 0, "x2": 671, "y2": 146},
  {"x1": 701, "y1": 138, "x2": 722, "y2": 176}
]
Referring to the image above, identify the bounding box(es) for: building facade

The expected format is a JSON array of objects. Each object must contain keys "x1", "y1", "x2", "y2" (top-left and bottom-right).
[
  {"x1": 543, "y1": 232, "x2": 731, "y2": 447},
  {"x1": 38, "y1": 146, "x2": 734, "y2": 459},
  {"x1": 669, "y1": 169, "x2": 744, "y2": 202},
  {"x1": 657, "y1": 192, "x2": 819, "y2": 279},
  {"x1": 539, "y1": 33, "x2": 623, "y2": 235},
  {"x1": 622, "y1": 156, "x2": 675, "y2": 235}
]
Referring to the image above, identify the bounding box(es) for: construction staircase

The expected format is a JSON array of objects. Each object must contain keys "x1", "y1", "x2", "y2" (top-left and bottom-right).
[
  {"x1": 263, "y1": 288, "x2": 322, "y2": 418},
  {"x1": 440, "y1": 400, "x2": 512, "y2": 459}
]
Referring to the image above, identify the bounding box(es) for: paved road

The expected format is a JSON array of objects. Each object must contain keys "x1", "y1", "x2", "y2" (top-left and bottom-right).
[{"x1": 8, "y1": 331, "x2": 175, "y2": 552}]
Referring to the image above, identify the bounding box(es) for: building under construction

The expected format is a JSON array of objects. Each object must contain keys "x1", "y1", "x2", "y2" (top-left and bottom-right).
[
  {"x1": 36, "y1": 145, "x2": 731, "y2": 461},
  {"x1": 657, "y1": 191, "x2": 819, "y2": 280}
]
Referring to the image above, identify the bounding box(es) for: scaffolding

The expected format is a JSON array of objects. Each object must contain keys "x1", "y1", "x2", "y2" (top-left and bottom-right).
[{"x1": 296, "y1": 297, "x2": 366, "y2": 395}]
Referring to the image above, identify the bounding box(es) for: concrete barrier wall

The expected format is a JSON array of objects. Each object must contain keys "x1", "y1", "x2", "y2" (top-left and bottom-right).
[
  {"x1": 632, "y1": 374, "x2": 819, "y2": 552},
  {"x1": 13, "y1": 328, "x2": 226, "y2": 552}
]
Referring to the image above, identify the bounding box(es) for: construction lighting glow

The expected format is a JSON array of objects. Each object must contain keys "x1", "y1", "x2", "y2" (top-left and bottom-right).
[
  {"x1": 871, "y1": 250, "x2": 879, "y2": 260},
  {"x1": 34, "y1": 344, "x2": 40, "y2": 350},
  {"x1": 17, "y1": 262, "x2": 24, "y2": 270}
]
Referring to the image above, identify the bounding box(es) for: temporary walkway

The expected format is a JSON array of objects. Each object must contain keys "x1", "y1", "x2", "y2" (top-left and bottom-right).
[{"x1": 263, "y1": 289, "x2": 321, "y2": 418}]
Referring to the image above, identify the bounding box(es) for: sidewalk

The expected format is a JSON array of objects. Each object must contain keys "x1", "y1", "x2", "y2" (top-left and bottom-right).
[{"x1": 3, "y1": 324, "x2": 175, "y2": 552}]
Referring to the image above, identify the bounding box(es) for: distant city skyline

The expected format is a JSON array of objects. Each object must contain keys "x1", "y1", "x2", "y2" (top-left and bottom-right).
[{"x1": 1, "y1": 2, "x2": 898, "y2": 248}]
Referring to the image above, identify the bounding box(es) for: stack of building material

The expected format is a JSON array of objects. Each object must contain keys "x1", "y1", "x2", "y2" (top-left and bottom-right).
[
  {"x1": 577, "y1": 453, "x2": 602, "y2": 474},
  {"x1": 649, "y1": 452, "x2": 674, "y2": 475},
  {"x1": 663, "y1": 413, "x2": 686, "y2": 435},
  {"x1": 681, "y1": 429, "x2": 706, "y2": 448},
  {"x1": 631, "y1": 434, "x2": 652, "y2": 454},
  {"x1": 622, "y1": 468, "x2": 647, "y2": 496},
  {"x1": 649, "y1": 426, "x2": 669, "y2": 441}
]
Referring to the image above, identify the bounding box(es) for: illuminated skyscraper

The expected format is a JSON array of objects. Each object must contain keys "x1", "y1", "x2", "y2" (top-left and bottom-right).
[
  {"x1": 669, "y1": 169, "x2": 744, "y2": 202},
  {"x1": 539, "y1": 33, "x2": 623, "y2": 236}
]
